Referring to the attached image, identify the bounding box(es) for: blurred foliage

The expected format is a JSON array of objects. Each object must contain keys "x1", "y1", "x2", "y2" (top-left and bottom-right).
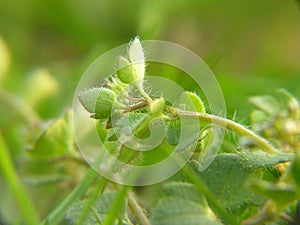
[{"x1": 0, "y1": 1, "x2": 300, "y2": 224}]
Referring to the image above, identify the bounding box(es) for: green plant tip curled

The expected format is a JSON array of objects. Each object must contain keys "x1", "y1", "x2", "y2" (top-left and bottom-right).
[
  {"x1": 179, "y1": 91, "x2": 205, "y2": 113},
  {"x1": 150, "y1": 98, "x2": 165, "y2": 116},
  {"x1": 79, "y1": 87, "x2": 116, "y2": 119}
]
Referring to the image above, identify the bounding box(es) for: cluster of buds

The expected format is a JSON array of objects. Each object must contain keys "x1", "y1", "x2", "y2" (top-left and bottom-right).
[
  {"x1": 250, "y1": 89, "x2": 300, "y2": 152},
  {"x1": 79, "y1": 37, "x2": 146, "y2": 120}
]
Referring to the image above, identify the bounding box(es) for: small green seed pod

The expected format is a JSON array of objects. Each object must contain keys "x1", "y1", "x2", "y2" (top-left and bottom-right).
[
  {"x1": 149, "y1": 98, "x2": 165, "y2": 116},
  {"x1": 117, "y1": 56, "x2": 142, "y2": 84},
  {"x1": 79, "y1": 87, "x2": 116, "y2": 119}
]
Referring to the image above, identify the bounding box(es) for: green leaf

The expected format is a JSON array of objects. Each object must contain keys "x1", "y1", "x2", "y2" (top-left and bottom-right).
[
  {"x1": 237, "y1": 151, "x2": 293, "y2": 169},
  {"x1": 26, "y1": 110, "x2": 75, "y2": 158},
  {"x1": 65, "y1": 192, "x2": 130, "y2": 225},
  {"x1": 190, "y1": 151, "x2": 293, "y2": 208},
  {"x1": 150, "y1": 182, "x2": 222, "y2": 225}
]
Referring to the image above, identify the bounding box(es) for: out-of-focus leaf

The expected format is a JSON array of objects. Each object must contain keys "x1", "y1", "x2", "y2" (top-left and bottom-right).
[
  {"x1": 292, "y1": 153, "x2": 300, "y2": 194},
  {"x1": 150, "y1": 182, "x2": 222, "y2": 225},
  {"x1": 26, "y1": 110, "x2": 75, "y2": 158},
  {"x1": 250, "y1": 180, "x2": 297, "y2": 208},
  {"x1": 249, "y1": 96, "x2": 281, "y2": 116},
  {"x1": 250, "y1": 110, "x2": 269, "y2": 125},
  {"x1": 0, "y1": 36, "x2": 10, "y2": 84}
]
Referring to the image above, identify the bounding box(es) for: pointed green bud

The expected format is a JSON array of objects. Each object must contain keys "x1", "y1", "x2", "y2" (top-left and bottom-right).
[
  {"x1": 179, "y1": 91, "x2": 205, "y2": 113},
  {"x1": 128, "y1": 37, "x2": 145, "y2": 82},
  {"x1": 149, "y1": 98, "x2": 165, "y2": 116},
  {"x1": 79, "y1": 87, "x2": 116, "y2": 119},
  {"x1": 117, "y1": 56, "x2": 138, "y2": 84}
]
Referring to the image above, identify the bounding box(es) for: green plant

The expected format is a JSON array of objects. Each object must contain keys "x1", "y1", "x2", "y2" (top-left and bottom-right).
[
  {"x1": 66, "y1": 37, "x2": 299, "y2": 225},
  {"x1": 1, "y1": 37, "x2": 299, "y2": 225}
]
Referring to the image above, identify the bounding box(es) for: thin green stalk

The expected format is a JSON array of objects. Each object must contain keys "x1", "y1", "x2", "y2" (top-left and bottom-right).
[
  {"x1": 0, "y1": 133, "x2": 40, "y2": 225},
  {"x1": 135, "y1": 83, "x2": 153, "y2": 103},
  {"x1": 103, "y1": 184, "x2": 129, "y2": 225},
  {"x1": 176, "y1": 109, "x2": 279, "y2": 154},
  {"x1": 182, "y1": 165, "x2": 240, "y2": 225},
  {"x1": 77, "y1": 177, "x2": 107, "y2": 225},
  {"x1": 128, "y1": 191, "x2": 151, "y2": 225},
  {"x1": 42, "y1": 168, "x2": 98, "y2": 225}
]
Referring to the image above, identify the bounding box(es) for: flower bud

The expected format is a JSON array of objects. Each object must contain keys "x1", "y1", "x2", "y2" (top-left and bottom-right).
[
  {"x1": 117, "y1": 56, "x2": 138, "y2": 84},
  {"x1": 128, "y1": 37, "x2": 145, "y2": 80},
  {"x1": 149, "y1": 98, "x2": 165, "y2": 116},
  {"x1": 79, "y1": 87, "x2": 116, "y2": 119}
]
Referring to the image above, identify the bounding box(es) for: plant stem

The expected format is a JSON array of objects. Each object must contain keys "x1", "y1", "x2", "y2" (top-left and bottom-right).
[
  {"x1": 128, "y1": 191, "x2": 151, "y2": 225},
  {"x1": 41, "y1": 168, "x2": 98, "y2": 225},
  {"x1": 135, "y1": 83, "x2": 153, "y2": 103},
  {"x1": 176, "y1": 109, "x2": 279, "y2": 154},
  {"x1": 77, "y1": 177, "x2": 107, "y2": 225},
  {"x1": 103, "y1": 184, "x2": 129, "y2": 225},
  {"x1": 0, "y1": 132, "x2": 40, "y2": 225}
]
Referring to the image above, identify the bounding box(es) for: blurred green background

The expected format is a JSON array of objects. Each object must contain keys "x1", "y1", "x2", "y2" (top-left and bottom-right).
[
  {"x1": 0, "y1": 0, "x2": 300, "y2": 224},
  {"x1": 1, "y1": 0, "x2": 300, "y2": 118}
]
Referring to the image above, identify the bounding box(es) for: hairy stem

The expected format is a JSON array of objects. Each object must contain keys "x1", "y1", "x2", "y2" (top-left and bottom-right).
[
  {"x1": 175, "y1": 109, "x2": 279, "y2": 154},
  {"x1": 0, "y1": 133, "x2": 40, "y2": 225},
  {"x1": 42, "y1": 168, "x2": 99, "y2": 225},
  {"x1": 103, "y1": 185, "x2": 129, "y2": 225},
  {"x1": 77, "y1": 178, "x2": 107, "y2": 225},
  {"x1": 128, "y1": 191, "x2": 151, "y2": 225},
  {"x1": 135, "y1": 83, "x2": 153, "y2": 103}
]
